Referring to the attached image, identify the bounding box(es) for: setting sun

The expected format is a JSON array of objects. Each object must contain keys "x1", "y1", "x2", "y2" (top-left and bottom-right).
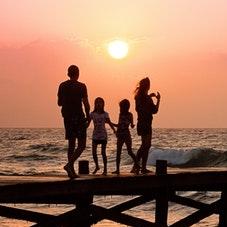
[{"x1": 107, "y1": 40, "x2": 129, "y2": 59}]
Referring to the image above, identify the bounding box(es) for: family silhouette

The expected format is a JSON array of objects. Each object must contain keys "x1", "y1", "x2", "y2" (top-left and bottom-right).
[{"x1": 58, "y1": 65, "x2": 161, "y2": 179}]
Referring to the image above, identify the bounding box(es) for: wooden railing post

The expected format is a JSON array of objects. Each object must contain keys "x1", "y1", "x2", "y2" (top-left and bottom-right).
[
  {"x1": 79, "y1": 160, "x2": 89, "y2": 174},
  {"x1": 155, "y1": 159, "x2": 167, "y2": 176},
  {"x1": 155, "y1": 160, "x2": 168, "y2": 226},
  {"x1": 219, "y1": 189, "x2": 227, "y2": 227}
]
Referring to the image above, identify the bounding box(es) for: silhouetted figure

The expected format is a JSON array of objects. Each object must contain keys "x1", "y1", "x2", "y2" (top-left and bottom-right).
[
  {"x1": 88, "y1": 97, "x2": 116, "y2": 176},
  {"x1": 131, "y1": 77, "x2": 161, "y2": 174},
  {"x1": 58, "y1": 65, "x2": 90, "y2": 179},
  {"x1": 112, "y1": 99, "x2": 139, "y2": 175}
]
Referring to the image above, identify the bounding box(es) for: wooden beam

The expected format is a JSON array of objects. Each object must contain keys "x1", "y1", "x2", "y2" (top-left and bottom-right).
[
  {"x1": 33, "y1": 195, "x2": 93, "y2": 227},
  {"x1": 92, "y1": 195, "x2": 155, "y2": 224},
  {"x1": 0, "y1": 205, "x2": 53, "y2": 223},
  {"x1": 170, "y1": 194, "x2": 219, "y2": 213},
  {"x1": 170, "y1": 200, "x2": 220, "y2": 227},
  {"x1": 91, "y1": 204, "x2": 160, "y2": 227},
  {"x1": 32, "y1": 208, "x2": 83, "y2": 227},
  {"x1": 110, "y1": 195, "x2": 155, "y2": 212}
]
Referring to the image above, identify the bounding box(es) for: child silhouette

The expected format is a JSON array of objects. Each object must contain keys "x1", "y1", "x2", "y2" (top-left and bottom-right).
[
  {"x1": 112, "y1": 99, "x2": 139, "y2": 175},
  {"x1": 88, "y1": 97, "x2": 116, "y2": 175}
]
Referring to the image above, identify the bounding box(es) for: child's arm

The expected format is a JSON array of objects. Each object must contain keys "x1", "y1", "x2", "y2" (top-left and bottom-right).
[
  {"x1": 86, "y1": 118, "x2": 91, "y2": 128},
  {"x1": 106, "y1": 118, "x2": 116, "y2": 133}
]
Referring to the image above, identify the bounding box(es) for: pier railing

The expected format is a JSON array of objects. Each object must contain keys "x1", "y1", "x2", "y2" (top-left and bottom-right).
[{"x1": 0, "y1": 160, "x2": 227, "y2": 226}]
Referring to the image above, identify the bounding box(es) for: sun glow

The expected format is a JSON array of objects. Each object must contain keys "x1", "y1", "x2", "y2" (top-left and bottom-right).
[{"x1": 107, "y1": 40, "x2": 129, "y2": 59}]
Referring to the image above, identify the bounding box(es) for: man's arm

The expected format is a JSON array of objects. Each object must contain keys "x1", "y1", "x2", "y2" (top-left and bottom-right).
[
  {"x1": 83, "y1": 96, "x2": 90, "y2": 121},
  {"x1": 57, "y1": 85, "x2": 63, "y2": 106}
]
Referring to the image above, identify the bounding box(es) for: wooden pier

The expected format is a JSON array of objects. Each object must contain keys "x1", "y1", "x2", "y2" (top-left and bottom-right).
[{"x1": 0, "y1": 160, "x2": 227, "y2": 226}]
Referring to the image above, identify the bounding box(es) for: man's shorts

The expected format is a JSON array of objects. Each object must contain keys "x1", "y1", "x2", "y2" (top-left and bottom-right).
[{"x1": 64, "y1": 116, "x2": 87, "y2": 140}]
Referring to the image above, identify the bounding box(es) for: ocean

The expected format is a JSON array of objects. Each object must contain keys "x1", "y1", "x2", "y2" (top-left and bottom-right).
[{"x1": 0, "y1": 128, "x2": 227, "y2": 226}]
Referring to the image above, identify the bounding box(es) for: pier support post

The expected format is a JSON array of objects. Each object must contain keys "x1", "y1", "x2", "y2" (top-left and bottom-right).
[
  {"x1": 155, "y1": 160, "x2": 168, "y2": 226},
  {"x1": 76, "y1": 195, "x2": 93, "y2": 227},
  {"x1": 219, "y1": 189, "x2": 227, "y2": 227}
]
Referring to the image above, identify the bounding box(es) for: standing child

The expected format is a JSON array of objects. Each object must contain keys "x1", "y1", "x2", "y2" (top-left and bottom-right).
[
  {"x1": 112, "y1": 99, "x2": 139, "y2": 175},
  {"x1": 89, "y1": 97, "x2": 116, "y2": 175}
]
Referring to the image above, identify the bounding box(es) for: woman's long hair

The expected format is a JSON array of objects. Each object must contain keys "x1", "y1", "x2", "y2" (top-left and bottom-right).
[{"x1": 134, "y1": 77, "x2": 150, "y2": 98}]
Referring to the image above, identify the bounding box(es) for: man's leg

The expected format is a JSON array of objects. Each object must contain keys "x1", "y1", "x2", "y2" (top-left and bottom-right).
[
  {"x1": 64, "y1": 138, "x2": 78, "y2": 178},
  {"x1": 68, "y1": 138, "x2": 76, "y2": 165},
  {"x1": 72, "y1": 137, "x2": 86, "y2": 163}
]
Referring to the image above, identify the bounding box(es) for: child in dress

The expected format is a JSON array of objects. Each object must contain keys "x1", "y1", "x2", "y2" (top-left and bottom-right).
[
  {"x1": 89, "y1": 97, "x2": 116, "y2": 175},
  {"x1": 112, "y1": 99, "x2": 139, "y2": 175}
]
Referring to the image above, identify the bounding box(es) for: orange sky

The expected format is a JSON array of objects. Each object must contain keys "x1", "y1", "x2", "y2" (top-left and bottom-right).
[{"x1": 0, "y1": 0, "x2": 227, "y2": 128}]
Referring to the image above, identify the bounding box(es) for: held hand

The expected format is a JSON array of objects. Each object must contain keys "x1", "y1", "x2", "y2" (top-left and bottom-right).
[
  {"x1": 85, "y1": 116, "x2": 91, "y2": 128},
  {"x1": 85, "y1": 121, "x2": 90, "y2": 128},
  {"x1": 86, "y1": 115, "x2": 91, "y2": 123}
]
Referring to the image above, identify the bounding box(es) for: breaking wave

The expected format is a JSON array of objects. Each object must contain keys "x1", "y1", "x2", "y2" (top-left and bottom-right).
[{"x1": 148, "y1": 147, "x2": 227, "y2": 167}]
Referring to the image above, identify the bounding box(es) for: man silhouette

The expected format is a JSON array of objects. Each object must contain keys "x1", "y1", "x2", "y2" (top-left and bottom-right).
[{"x1": 58, "y1": 65, "x2": 90, "y2": 178}]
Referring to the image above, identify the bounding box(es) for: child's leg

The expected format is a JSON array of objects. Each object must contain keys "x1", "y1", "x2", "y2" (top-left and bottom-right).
[
  {"x1": 125, "y1": 137, "x2": 140, "y2": 174},
  {"x1": 101, "y1": 141, "x2": 107, "y2": 175},
  {"x1": 92, "y1": 141, "x2": 100, "y2": 174},
  {"x1": 116, "y1": 138, "x2": 124, "y2": 173},
  {"x1": 125, "y1": 137, "x2": 137, "y2": 163}
]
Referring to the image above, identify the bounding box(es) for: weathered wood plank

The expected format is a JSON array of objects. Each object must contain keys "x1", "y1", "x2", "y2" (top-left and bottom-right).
[{"x1": 170, "y1": 200, "x2": 220, "y2": 227}]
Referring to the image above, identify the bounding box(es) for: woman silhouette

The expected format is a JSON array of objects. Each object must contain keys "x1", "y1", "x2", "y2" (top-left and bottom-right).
[{"x1": 131, "y1": 77, "x2": 161, "y2": 174}]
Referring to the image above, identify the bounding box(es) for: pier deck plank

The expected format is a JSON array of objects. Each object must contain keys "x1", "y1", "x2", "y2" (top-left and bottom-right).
[{"x1": 0, "y1": 170, "x2": 226, "y2": 204}]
